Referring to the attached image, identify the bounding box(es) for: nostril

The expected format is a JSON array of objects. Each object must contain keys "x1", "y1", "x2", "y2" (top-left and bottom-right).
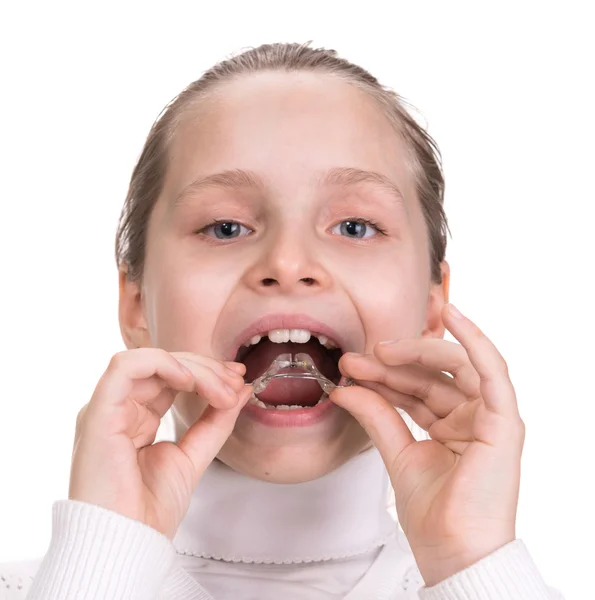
[{"x1": 260, "y1": 277, "x2": 316, "y2": 287}]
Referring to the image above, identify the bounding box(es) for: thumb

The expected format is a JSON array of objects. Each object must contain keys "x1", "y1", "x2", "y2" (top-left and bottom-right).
[
  {"x1": 177, "y1": 384, "x2": 252, "y2": 488},
  {"x1": 330, "y1": 385, "x2": 416, "y2": 463}
]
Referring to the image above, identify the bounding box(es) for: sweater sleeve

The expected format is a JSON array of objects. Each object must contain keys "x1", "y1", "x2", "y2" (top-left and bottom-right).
[
  {"x1": 416, "y1": 539, "x2": 564, "y2": 600},
  {"x1": 25, "y1": 500, "x2": 176, "y2": 600}
]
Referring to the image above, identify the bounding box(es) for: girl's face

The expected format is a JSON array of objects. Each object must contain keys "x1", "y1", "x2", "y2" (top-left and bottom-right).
[{"x1": 120, "y1": 71, "x2": 449, "y2": 483}]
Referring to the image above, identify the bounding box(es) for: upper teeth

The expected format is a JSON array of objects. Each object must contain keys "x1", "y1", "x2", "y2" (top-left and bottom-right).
[{"x1": 243, "y1": 329, "x2": 337, "y2": 349}]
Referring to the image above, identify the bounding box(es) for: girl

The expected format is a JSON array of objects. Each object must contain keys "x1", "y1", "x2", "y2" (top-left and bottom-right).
[{"x1": 1, "y1": 42, "x2": 563, "y2": 599}]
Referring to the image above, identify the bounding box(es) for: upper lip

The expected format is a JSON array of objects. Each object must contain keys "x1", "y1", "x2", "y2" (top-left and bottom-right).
[{"x1": 227, "y1": 313, "x2": 350, "y2": 362}]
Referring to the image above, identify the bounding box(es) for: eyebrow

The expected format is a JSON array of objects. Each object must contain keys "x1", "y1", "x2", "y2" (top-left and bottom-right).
[
  {"x1": 173, "y1": 166, "x2": 406, "y2": 208},
  {"x1": 320, "y1": 167, "x2": 406, "y2": 207},
  {"x1": 173, "y1": 169, "x2": 264, "y2": 207}
]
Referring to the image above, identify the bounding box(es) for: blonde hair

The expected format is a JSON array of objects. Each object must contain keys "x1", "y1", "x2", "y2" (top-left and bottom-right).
[{"x1": 115, "y1": 42, "x2": 451, "y2": 282}]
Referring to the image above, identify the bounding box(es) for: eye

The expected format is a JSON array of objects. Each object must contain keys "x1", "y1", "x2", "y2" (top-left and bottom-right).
[
  {"x1": 199, "y1": 220, "x2": 252, "y2": 240},
  {"x1": 330, "y1": 219, "x2": 382, "y2": 239}
]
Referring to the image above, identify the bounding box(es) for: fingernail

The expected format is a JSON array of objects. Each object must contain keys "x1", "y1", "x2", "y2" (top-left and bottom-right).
[
  {"x1": 448, "y1": 303, "x2": 463, "y2": 319},
  {"x1": 225, "y1": 362, "x2": 246, "y2": 374},
  {"x1": 378, "y1": 340, "x2": 397, "y2": 345},
  {"x1": 224, "y1": 383, "x2": 236, "y2": 396}
]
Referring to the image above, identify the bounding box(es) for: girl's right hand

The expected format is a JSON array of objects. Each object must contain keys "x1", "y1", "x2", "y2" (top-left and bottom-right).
[{"x1": 68, "y1": 348, "x2": 250, "y2": 540}]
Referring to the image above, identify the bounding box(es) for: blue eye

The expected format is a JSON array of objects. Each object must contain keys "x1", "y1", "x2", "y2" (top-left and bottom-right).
[
  {"x1": 331, "y1": 219, "x2": 379, "y2": 239},
  {"x1": 201, "y1": 221, "x2": 251, "y2": 239}
]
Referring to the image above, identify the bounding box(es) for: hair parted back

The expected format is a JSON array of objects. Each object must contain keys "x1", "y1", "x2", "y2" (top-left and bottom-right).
[{"x1": 115, "y1": 41, "x2": 451, "y2": 284}]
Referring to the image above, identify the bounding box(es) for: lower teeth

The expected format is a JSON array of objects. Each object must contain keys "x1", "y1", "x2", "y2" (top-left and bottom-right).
[{"x1": 249, "y1": 394, "x2": 328, "y2": 410}]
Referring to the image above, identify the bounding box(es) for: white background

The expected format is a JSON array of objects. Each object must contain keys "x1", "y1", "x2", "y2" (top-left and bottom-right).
[{"x1": 0, "y1": 2, "x2": 592, "y2": 598}]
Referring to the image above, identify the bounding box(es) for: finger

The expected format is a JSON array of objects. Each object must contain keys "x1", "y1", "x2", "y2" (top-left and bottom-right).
[
  {"x1": 442, "y1": 304, "x2": 520, "y2": 418},
  {"x1": 127, "y1": 375, "x2": 178, "y2": 418},
  {"x1": 177, "y1": 385, "x2": 253, "y2": 487},
  {"x1": 340, "y1": 353, "x2": 467, "y2": 418},
  {"x1": 128, "y1": 389, "x2": 176, "y2": 449},
  {"x1": 172, "y1": 352, "x2": 246, "y2": 383},
  {"x1": 93, "y1": 349, "x2": 238, "y2": 435},
  {"x1": 94, "y1": 348, "x2": 196, "y2": 411},
  {"x1": 73, "y1": 403, "x2": 90, "y2": 450},
  {"x1": 373, "y1": 339, "x2": 481, "y2": 399},
  {"x1": 427, "y1": 397, "x2": 481, "y2": 451},
  {"x1": 175, "y1": 358, "x2": 241, "y2": 409},
  {"x1": 355, "y1": 379, "x2": 440, "y2": 431},
  {"x1": 223, "y1": 361, "x2": 247, "y2": 375},
  {"x1": 329, "y1": 385, "x2": 416, "y2": 464}
]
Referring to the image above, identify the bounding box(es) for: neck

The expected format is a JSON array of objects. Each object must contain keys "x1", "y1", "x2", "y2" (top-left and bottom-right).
[{"x1": 172, "y1": 445, "x2": 396, "y2": 564}]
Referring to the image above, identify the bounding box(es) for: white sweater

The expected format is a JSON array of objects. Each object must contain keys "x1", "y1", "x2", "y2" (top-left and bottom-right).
[{"x1": 0, "y1": 448, "x2": 564, "y2": 599}]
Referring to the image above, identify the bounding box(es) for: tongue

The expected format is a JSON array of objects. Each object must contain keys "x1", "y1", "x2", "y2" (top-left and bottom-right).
[
  {"x1": 257, "y1": 377, "x2": 323, "y2": 406},
  {"x1": 243, "y1": 339, "x2": 333, "y2": 406}
]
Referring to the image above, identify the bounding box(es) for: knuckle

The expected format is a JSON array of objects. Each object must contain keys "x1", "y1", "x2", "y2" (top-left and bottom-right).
[
  {"x1": 156, "y1": 347, "x2": 172, "y2": 360},
  {"x1": 398, "y1": 393, "x2": 416, "y2": 409},
  {"x1": 468, "y1": 322, "x2": 485, "y2": 343},
  {"x1": 74, "y1": 403, "x2": 92, "y2": 438},
  {"x1": 504, "y1": 416, "x2": 525, "y2": 445},
  {"x1": 75, "y1": 404, "x2": 88, "y2": 427},
  {"x1": 108, "y1": 350, "x2": 128, "y2": 371},
  {"x1": 414, "y1": 380, "x2": 434, "y2": 400},
  {"x1": 157, "y1": 347, "x2": 178, "y2": 368},
  {"x1": 378, "y1": 369, "x2": 391, "y2": 387},
  {"x1": 469, "y1": 372, "x2": 482, "y2": 396},
  {"x1": 516, "y1": 417, "x2": 526, "y2": 440},
  {"x1": 500, "y1": 356, "x2": 510, "y2": 375}
]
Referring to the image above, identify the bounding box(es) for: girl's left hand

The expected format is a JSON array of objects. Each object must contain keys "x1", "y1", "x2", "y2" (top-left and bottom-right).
[{"x1": 330, "y1": 303, "x2": 525, "y2": 587}]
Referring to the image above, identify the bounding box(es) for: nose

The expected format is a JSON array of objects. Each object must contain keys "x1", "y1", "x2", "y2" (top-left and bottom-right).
[{"x1": 243, "y1": 229, "x2": 332, "y2": 295}]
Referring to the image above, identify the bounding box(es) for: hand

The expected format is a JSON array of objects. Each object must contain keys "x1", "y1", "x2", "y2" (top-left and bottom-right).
[
  {"x1": 69, "y1": 348, "x2": 250, "y2": 540},
  {"x1": 330, "y1": 304, "x2": 525, "y2": 587}
]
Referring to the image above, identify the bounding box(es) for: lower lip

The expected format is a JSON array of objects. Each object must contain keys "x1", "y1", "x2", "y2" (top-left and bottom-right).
[{"x1": 241, "y1": 396, "x2": 337, "y2": 427}]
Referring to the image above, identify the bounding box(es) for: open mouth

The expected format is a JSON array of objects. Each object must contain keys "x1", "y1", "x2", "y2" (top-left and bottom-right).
[{"x1": 235, "y1": 329, "x2": 343, "y2": 410}]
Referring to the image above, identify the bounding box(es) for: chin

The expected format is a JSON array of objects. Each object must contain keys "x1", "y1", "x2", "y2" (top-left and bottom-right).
[{"x1": 217, "y1": 421, "x2": 371, "y2": 484}]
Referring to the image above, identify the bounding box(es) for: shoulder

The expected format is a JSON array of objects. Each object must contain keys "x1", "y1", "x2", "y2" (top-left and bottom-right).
[{"x1": 0, "y1": 559, "x2": 42, "y2": 599}]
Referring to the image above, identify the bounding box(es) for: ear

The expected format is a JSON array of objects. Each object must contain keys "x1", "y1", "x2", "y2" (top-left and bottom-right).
[
  {"x1": 118, "y1": 266, "x2": 151, "y2": 349},
  {"x1": 421, "y1": 260, "x2": 450, "y2": 339}
]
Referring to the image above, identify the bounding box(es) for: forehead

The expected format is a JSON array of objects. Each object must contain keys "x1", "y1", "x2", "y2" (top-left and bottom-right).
[{"x1": 162, "y1": 71, "x2": 418, "y2": 213}]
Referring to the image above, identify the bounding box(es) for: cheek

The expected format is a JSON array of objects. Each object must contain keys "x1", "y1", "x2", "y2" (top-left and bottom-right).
[
  {"x1": 145, "y1": 259, "x2": 236, "y2": 351},
  {"x1": 339, "y1": 252, "x2": 428, "y2": 346}
]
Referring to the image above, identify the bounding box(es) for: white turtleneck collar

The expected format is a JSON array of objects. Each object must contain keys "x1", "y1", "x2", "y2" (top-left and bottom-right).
[{"x1": 172, "y1": 446, "x2": 397, "y2": 565}]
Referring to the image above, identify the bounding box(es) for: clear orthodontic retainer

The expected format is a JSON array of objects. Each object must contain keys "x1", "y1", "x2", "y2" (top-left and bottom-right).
[{"x1": 249, "y1": 353, "x2": 354, "y2": 396}]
